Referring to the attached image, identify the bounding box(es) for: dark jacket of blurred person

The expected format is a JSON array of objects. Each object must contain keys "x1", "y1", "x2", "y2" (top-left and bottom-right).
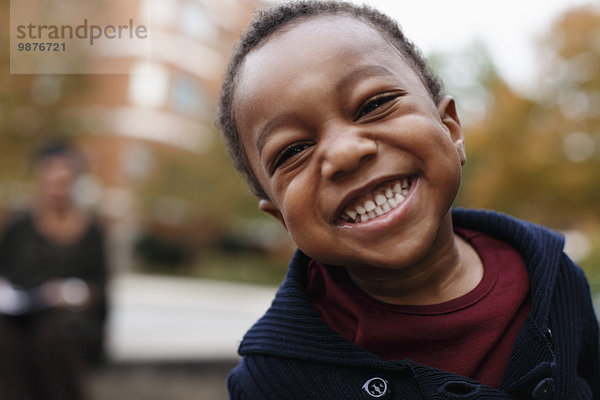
[{"x1": 0, "y1": 140, "x2": 108, "y2": 400}]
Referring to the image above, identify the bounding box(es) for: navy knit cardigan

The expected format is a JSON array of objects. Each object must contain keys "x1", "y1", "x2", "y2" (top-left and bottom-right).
[{"x1": 228, "y1": 209, "x2": 600, "y2": 399}]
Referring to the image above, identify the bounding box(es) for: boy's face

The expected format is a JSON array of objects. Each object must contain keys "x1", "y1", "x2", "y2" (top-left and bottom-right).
[{"x1": 234, "y1": 16, "x2": 466, "y2": 271}]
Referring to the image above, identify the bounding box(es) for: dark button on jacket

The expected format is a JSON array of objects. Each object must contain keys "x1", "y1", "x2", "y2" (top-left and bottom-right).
[{"x1": 531, "y1": 378, "x2": 555, "y2": 399}]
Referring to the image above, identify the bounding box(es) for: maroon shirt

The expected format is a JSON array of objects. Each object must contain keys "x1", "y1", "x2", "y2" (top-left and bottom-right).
[{"x1": 305, "y1": 228, "x2": 531, "y2": 389}]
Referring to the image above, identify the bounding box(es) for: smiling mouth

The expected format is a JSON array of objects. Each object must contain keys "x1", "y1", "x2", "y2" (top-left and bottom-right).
[{"x1": 338, "y1": 176, "x2": 414, "y2": 224}]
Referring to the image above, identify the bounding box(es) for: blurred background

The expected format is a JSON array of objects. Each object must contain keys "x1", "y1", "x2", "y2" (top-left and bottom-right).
[{"x1": 1, "y1": 0, "x2": 599, "y2": 398}]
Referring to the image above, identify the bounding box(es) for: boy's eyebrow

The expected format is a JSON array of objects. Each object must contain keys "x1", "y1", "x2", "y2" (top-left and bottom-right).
[
  {"x1": 336, "y1": 65, "x2": 395, "y2": 97},
  {"x1": 256, "y1": 112, "x2": 297, "y2": 157}
]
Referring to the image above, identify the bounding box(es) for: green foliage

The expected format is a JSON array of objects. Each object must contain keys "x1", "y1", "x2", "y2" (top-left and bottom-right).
[
  {"x1": 134, "y1": 233, "x2": 189, "y2": 267},
  {"x1": 188, "y1": 250, "x2": 289, "y2": 286},
  {"x1": 136, "y1": 136, "x2": 261, "y2": 226},
  {"x1": 140, "y1": 249, "x2": 289, "y2": 287}
]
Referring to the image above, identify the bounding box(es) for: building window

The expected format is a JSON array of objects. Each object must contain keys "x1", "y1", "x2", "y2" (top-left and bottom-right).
[
  {"x1": 140, "y1": 0, "x2": 178, "y2": 28},
  {"x1": 179, "y1": 1, "x2": 216, "y2": 41},
  {"x1": 170, "y1": 74, "x2": 209, "y2": 116},
  {"x1": 128, "y1": 62, "x2": 170, "y2": 108}
]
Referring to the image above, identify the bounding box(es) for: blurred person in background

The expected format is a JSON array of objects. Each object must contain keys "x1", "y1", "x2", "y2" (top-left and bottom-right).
[{"x1": 0, "y1": 139, "x2": 108, "y2": 400}]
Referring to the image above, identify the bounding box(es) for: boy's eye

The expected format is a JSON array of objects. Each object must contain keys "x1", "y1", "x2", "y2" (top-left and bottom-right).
[
  {"x1": 272, "y1": 142, "x2": 312, "y2": 171},
  {"x1": 355, "y1": 94, "x2": 399, "y2": 120}
]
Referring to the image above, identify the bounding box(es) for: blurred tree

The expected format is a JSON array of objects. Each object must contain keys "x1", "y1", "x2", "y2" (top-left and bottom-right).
[
  {"x1": 131, "y1": 133, "x2": 280, "y2": 255},
  {"x1": 453, "y1": 5, "x2": 600, "y2": 230}
]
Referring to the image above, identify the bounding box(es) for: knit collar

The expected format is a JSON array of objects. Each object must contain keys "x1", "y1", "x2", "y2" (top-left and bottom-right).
[
  {"x1": 451, "y1": 208, "x2": 564, "y2": 326},
  {"x1": 238, "y1": 249, "x2": 398, "y2": 370},
  {"x1": 238, "y1": 209, "x2": 564, "y2": 371}
]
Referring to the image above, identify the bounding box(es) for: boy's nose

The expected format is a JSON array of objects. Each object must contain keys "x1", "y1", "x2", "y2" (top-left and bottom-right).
[{"x1": 320, "y1": 132, "x2": 377, "y2": 180}]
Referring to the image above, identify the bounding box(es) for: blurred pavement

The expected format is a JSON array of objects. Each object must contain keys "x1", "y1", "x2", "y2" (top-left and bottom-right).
[{"x1": 105, "y1": 274, "x2": 277, "y2": 363}]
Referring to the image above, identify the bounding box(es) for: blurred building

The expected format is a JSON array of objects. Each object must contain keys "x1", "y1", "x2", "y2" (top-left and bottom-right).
[
  {"x1": 83, "y1": 0, "x2": 266, "y2": 271},
  {"x1": 2, "y1": 0, "x2": 266, "y2": 271}
]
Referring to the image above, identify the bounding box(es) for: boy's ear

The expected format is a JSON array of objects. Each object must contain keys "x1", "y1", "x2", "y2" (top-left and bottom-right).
[
  {"x1": 438, "y1": 96, "x2": 466, "y2": 166},
  {"x1": 259, "y1": 199, "x2": 288, "y2": 231}
]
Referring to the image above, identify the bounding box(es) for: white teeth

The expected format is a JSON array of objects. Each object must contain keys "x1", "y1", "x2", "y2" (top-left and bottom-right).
[
  {"x1": 364, "y1": 200, "x2": 376, "y2": 212},
  {"x1": 340, "y1": 177, "x2": 413, "y2": 224}
]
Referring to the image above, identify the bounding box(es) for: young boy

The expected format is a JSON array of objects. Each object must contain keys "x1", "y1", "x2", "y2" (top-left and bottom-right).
[{"x1": 217, "y1": 2, "x2": 600, "y2": 399}]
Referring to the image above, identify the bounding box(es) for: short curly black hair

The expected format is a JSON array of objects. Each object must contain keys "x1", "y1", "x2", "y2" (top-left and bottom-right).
[{"x1": 217, "y1": 0, "x2": 444, "y2": 199}]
